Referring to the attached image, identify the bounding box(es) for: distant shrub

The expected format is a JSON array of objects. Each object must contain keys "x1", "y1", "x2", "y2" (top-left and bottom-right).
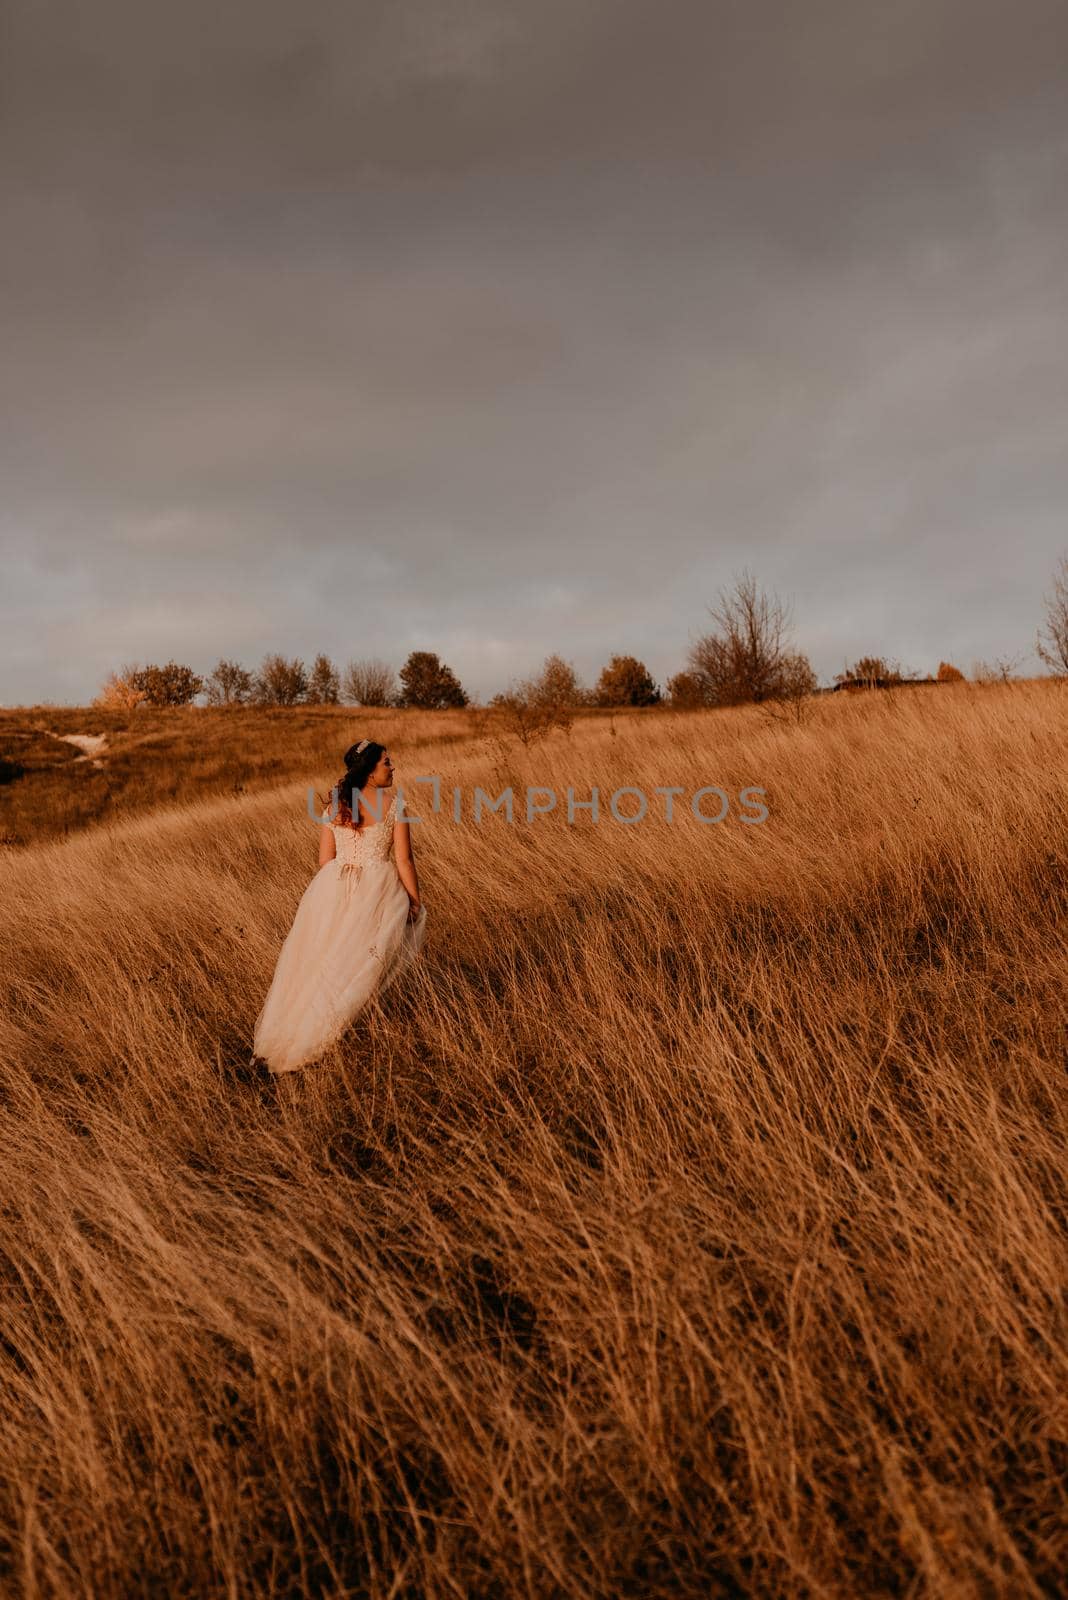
[
  {"x1": 971, "y1": 654, "x2": 1023, "y2": 686},
  {"x1": 488, "y1": 691, "x2": 563, "y2": 748},
  {"x1": 593, "y1": 655, "x2": 661, "y2": 707},
  {"x1": 665, "y1": 671, "x2": 706, "y2": 710},
  {"x1": 306, "y1": 654, "x2": 341, "y2": 705},
  {"x1": 253, "y1": 654, "x2": 308, "y2": 706},
  {"x1": 530, "y1": 654, "x2": 585, "y2": 710},
  {"x1": 204, "y1": 659, "x2": 254, "y2": 706},
  {"x1": 398, "y1": 652, "x2": 468, "y2": 709},
  {"x1": 937, "y1": 661, "x2": 965, "y2": 683},
  {"x1": 835, "y1": 656, "x2": 903, "y2": 688},
  {"x1": 489, "y1": 654, "x2": 585, "y2": 748},
  {"x1": 761, "y1": 651, "x2": 820, "y2": 725},
  {"x1": 341, "y1": 659, "x2": 397, "y2": 707},
  {"x1": 132, "y1": 662, "x2": 203, "y2": 707},
  {"x1": 92, "y1": 664, "x2": 147, "y2": 712},
  {"x1": 832, "y1": 656, "x2": 927, "y2": 690}
]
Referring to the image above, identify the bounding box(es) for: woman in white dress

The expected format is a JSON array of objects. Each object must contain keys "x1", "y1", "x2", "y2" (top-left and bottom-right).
[{"x1": 252, "y1": 739, "x2": 427, "y2": 1075}]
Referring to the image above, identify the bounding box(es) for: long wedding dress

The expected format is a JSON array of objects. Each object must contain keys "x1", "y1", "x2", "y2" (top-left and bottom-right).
[{"x1": 253, "y1": 793, "x2": 427, "y2": 1074}]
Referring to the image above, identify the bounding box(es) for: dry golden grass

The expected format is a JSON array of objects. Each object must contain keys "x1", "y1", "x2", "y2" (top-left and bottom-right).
[
  {"x1": 1, "y1": 681, "x2": 1065, "y2": 1597},
  {"x1": 0, "y1": 705, "x2": 482, "y2": 849}
]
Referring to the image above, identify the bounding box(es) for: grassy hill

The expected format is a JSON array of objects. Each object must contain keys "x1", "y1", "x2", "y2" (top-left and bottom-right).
[
  {"x1": 0, "y1": 704, "x2": 481, "y2": 849},
  {"x1": 0, "y1": 681, "x2": 1065, "y2": 1596}
]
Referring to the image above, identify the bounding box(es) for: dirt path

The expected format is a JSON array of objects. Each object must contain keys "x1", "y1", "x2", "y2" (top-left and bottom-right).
[{"x1": 49, "y1": 731, "x2": 109, "y2": 768}]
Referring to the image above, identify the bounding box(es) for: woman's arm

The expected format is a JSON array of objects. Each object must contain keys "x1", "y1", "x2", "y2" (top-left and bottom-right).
[
  {"x1": 318, "y1": 822, "x2": 336, "y2": 869},
  {"x1": 393, "y1": 817, "x2": 422, "y2": 919}
]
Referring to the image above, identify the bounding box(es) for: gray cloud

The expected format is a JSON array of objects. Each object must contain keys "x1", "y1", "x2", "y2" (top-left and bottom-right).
[{"x1": 2, "y1": 0, "x2": 1067, "y2": 703}]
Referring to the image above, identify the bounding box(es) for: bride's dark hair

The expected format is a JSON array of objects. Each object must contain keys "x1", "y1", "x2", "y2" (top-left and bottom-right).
[{"x1": 321, "y1": 739, "x2": 386, "y2": 830}]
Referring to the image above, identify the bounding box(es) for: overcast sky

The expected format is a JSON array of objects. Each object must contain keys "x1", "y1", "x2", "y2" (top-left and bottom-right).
[{"x1": 2, "y1": 0, "x2": 1066, "y2": 704}]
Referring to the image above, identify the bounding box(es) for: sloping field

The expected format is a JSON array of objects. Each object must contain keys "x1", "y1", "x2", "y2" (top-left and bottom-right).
[
  {"x1": 1, "y1": 683, "x2": 1065, "y2": 1597},
  {"x1": 0, "y1": 704, "x2": 479, "y2": 849}
]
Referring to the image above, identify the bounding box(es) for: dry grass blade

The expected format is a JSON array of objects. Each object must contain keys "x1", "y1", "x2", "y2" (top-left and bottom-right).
[{"x1": 0, "y1": 680, "x2": 1065, "y2": 1596}]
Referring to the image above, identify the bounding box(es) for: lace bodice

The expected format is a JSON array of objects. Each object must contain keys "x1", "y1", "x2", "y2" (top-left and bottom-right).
[{"x1": 321, "y1": 794, "x2": 397, "y2": 869}]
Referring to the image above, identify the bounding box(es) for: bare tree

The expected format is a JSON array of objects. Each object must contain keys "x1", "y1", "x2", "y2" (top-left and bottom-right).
[
  {"x1": 1037, "y1": 555, "x2": 1068, "y2": 675},
  {"x1": 252, "y1": 654, "x2": 308, "y2": 706},
  {"x1": 688, "y1": 571, "x2": 815, "y2": 707},
  {"x1": 342, "y1": 658, "x2": 397, "y2": 707},
  {"x1": 971, "y1": 653, "x2": 1024, "y2": 686},
  {"x1": 204, "y1": 659, "x2": 254, "y2": 705}
]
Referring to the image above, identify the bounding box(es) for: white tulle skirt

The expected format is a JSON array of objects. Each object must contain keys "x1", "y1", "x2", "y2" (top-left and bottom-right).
[{"x1": 253, "y1": 858, "x2": 427, "y2": 1074}]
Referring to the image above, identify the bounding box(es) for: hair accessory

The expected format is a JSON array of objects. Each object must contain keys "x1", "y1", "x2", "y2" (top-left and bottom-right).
[{"x1": 355, "y1": 739, "x2": 369, "y2": 753}]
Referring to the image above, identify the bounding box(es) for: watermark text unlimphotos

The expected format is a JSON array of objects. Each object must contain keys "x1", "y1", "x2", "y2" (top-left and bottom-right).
[{"x1": 309, "y1": 780, "x2": 769, "y2": 826}]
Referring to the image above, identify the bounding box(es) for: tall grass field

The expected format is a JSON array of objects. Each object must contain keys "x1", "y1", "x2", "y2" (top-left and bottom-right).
[{"x1": 1, "y1": 683, "x2": 1065, "y2": 1597}]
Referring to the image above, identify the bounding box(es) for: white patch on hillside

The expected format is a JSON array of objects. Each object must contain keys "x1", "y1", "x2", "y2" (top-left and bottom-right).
[{"x1": 49, "y1": 731, "x2": 109, "y2": 768}]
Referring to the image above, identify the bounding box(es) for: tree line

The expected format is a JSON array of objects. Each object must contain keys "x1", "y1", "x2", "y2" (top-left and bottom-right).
[
  {"x1": 96, "y1": 652, "x2": 468, "y2": 711},
  {"x1": 94, "y1": 648, "x2": 663, "y2": 712},
  {"x1": 94, "y1": 557, "x2": 1068, "y2": 714}
]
